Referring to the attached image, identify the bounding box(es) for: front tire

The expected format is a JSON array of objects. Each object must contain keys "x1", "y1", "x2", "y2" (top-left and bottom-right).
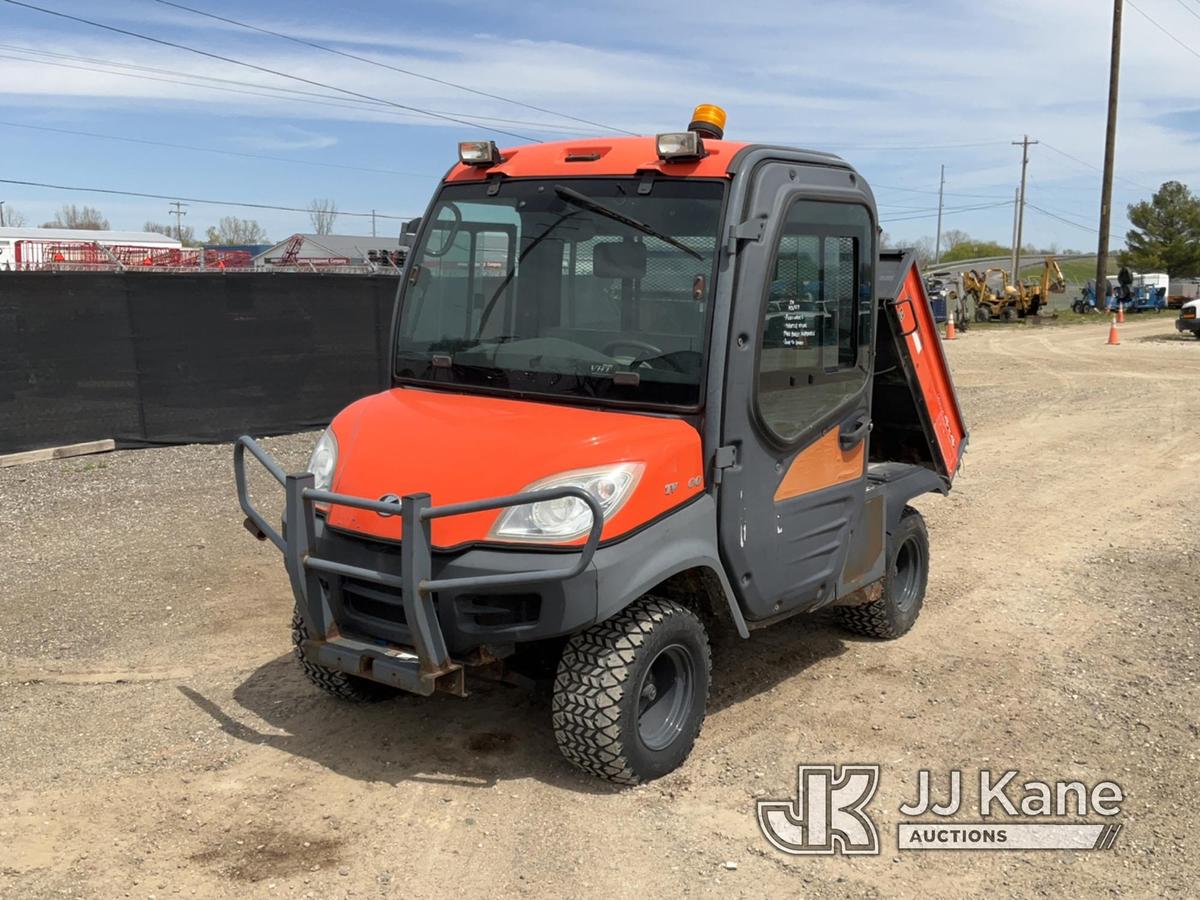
[
  {"x1": 836, "y1": 507, "x2": 929, "y2": 640},
  {"x1": 292, "y1": 605, "x2": 398, "y2": 702},
  {"x1": 552, "y1": 598, "x2": 711, "y2": 784}
]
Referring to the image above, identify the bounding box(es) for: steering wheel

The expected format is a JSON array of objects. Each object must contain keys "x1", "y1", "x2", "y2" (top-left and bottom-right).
[
  {"x1": 602, "y1": 338, "x2": 665, "y2": 359},
  {"x1": 422, "y1": 203, "x2": 463, "y2": 258}
]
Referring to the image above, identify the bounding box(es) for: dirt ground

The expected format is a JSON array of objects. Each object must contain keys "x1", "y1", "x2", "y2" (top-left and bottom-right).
[{"x1": 2, "y1": 314, "x2": 1197, "y2": 899}]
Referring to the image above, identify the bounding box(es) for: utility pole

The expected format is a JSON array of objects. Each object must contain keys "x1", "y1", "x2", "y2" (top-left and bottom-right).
[
  {"x1": 1011, "y1": 135, "x2": 1037, "y2": 283},
  {"x1": 371, "y1": 209, "x2": 377, "y2": 238},
  {"x1": 0, "y1": 200, "x2": 5, "y2": 227},
  {"x1": 1097, "y1": 0, "x2": 1123, "y2": 302},
  {"x1": 169, "y1": 201, "x2": 188, "y2": 241},
  {"x1": 934, "y1": 164, "x2": 945, "y2": 264},
  {"x1": 1010, "y1": 188, "x2": 1020, "y2": 271}
]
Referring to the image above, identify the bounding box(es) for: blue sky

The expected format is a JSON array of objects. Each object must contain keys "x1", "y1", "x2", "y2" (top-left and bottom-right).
[{"x1": 1, "y1": 0, "x2": 1198, "y2": 249}]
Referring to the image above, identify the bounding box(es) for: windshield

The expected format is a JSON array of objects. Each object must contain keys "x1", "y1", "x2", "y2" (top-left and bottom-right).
[{"x1": 394, "y1": 178, "x2": 725, "y2": 408}]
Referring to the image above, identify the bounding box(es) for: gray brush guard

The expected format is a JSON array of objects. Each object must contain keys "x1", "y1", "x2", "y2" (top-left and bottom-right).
[{"x1": 234, "y1": 434, "x2": 605, "y2": 697}]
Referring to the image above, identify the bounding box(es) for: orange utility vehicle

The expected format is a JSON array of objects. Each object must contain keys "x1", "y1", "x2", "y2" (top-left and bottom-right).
[{"x1": 236, "y1": 106, "x2": 967, "y2": 784}]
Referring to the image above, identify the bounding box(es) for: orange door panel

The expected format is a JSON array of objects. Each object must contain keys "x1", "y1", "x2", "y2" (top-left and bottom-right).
[{"x1": 774, "y1": 427, "x2": 866, "y2": 503}]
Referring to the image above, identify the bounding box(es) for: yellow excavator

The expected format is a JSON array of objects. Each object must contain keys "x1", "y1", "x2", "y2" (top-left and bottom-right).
[{"x1": 964, "y1": 257, "x2": 1065, "y2": 321}]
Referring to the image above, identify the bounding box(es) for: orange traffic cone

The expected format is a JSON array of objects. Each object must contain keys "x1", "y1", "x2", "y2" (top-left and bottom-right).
[
  {"x1": 1116, "y1": 303, "x2": 1125, "y2": 324},
  {"x1": 945, "y1": 310, "x2": 957, "y2": 341},
  {"x1": 1106, "y1": 316, "x2": 1120, "y2": 345}
]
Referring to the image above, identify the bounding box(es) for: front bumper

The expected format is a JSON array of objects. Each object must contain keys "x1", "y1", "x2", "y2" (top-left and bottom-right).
[
  {"x1": 234, "y1": 436, "x2": 603, "y2": 696},
  {"x1": 1176, "y1": 316, "x2": 1199, "y2": 334},
  {"x1": 313, "y1": 517, "x2": 602, "y2": 653}
]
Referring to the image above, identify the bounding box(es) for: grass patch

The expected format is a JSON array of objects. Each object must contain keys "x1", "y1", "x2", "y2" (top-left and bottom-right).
[{"x1": 1018, "y1": 256, "x2": 1118, "y2": 285}]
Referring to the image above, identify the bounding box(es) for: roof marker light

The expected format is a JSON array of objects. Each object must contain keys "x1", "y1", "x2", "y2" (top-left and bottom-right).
[{"x1": 458, "y1": 140, "x2": 501, "y2": 167}]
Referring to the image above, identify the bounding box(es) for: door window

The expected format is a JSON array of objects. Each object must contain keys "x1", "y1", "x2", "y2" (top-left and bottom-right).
[{"x1": 757, "y1": 201, "x2": 873, "y2": 442}]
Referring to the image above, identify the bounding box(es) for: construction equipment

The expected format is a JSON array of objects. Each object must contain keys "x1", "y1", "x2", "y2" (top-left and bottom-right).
[
  {"x1": 964, "y1": 257, "x2": 1064, "y2": 321},
  {"x1": 1023, "y1": 255, "x2": 1066, "y2": 311},
  {"x1": 962, "y1": 268, "x2": 1016, "y2": 321},
  {"x1": 233, "y1": 105, "x2": 968, "y2": 784}
]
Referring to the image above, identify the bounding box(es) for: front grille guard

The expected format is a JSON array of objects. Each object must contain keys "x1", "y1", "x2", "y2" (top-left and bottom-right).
[{"x1": 233, "y1": 435, "x2": 603, "y2": 693}]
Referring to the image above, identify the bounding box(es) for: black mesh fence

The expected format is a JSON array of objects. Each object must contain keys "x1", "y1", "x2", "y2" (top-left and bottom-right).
[{"x1": 0, "y1": 271, "x2": 399, "y2": 454}]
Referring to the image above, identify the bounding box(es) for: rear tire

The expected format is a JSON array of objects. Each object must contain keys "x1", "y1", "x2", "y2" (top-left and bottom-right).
[
  {"x1": 975, "y1": 306, "x2": 991, "y2": 323},
  {"x1": 552, "y1": 597, "x2": 711, "y2": 784},
  {"x1": 291, "y1": 605, "x2": 398, "y2": 702},
  {"x1": 836, "y1": 507, "x2": 929, "y2": 640},
  {"x1": 1002, "y1": 306, "x2": 1019, "y2": 322}
]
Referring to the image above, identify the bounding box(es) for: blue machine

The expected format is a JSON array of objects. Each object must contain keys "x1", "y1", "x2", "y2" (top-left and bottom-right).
[{"x1": 1073, "y1": 278, "x2": 1167, "y2": 314}]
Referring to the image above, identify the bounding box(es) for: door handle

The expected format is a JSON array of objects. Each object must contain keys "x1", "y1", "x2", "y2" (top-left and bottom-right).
[{"x1": 839, "y1": 416, "x2": 871, "y2": 450}]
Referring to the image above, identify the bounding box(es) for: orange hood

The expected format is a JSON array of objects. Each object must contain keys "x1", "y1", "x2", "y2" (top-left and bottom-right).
[{"x1": 325, "y1": 388, "x2": 704, "y2": 548}]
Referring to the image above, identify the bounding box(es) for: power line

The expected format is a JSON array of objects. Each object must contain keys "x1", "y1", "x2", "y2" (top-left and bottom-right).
[
  {"x1": 0, "y1": 121, "x2": 440, "y2": 179},
  {"x1": 1, "y1": 0, "x2": 543, "y2": 141},
  {"x1": 0, "y1": 44, "x2": 602, "y2": 134},
  {"x1": 1126, "y1": 0, "x2": 1200, "y2": 59},
  {"x1": 880, "y1": 200, "x2": 1013, "y2": 224},
  {"x1": 871, "y1": 181, "x2": 1013, "y2": 200},
  {"x1": 824, "y1": 140, "x2": 1011, "y2": 152},
  {"x1": 1176, "y1": 0, "x2": 1200, "y2": 20},
  {"x1": 0, "y1": 177, "x2": 414, "y2": 220},
  {"x1": 150, "y1": 0, "x2": 636, "y2": 136},
  {"x1": 1038, "y1": 141, "x2": 1156, "y2": 193},
  {"x1": 1025, "y1": 203, "x2": 1123, "y2": 243}
]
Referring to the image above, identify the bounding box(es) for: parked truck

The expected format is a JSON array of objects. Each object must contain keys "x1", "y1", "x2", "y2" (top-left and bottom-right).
[
  {"x1": 235, "y1": 105, "x2": 967, "y2": 784},
  {"x1": 1176, "y1": 299, "x2": 1200, "y2": 338}
]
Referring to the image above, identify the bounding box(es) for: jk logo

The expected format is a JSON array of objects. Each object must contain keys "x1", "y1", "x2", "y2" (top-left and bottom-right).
[{"x1": 757, "y1": 765, "x2": 881, "y2": 856}]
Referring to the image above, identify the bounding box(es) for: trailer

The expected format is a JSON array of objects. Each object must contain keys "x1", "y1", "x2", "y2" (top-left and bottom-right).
[{"x1": 0, "y1": 227, "x2": 182, "y2": 271}]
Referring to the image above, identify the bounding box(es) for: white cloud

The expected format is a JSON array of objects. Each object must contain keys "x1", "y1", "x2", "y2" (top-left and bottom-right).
[
  {"x1": 228, "y1": 125, "x2": 337, "y2": 151},
  {"x1": 1, "y1": 0, "x2": 1197, "y2": 244}
]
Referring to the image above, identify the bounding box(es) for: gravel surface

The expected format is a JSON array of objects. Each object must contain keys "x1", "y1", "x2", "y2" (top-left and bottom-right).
[{"x1": 1, "y1": 315, "x2": 1197, "y2": 898}]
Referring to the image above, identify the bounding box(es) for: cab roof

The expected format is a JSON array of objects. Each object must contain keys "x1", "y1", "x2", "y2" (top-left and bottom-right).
[{"x1": 444, "y1": 135, "x2": 751, "y2": 183}]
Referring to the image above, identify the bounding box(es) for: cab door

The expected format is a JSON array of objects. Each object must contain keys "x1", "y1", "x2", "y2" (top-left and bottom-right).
[{"x1": 717, "y1": 163, "x2": 877, "y2": 621}]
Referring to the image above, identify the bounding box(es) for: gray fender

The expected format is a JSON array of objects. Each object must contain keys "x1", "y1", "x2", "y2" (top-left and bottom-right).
[
  {"x1": 869, "y1": 462, "x2": 949, "y2": 533},
  {"x1": 593, "y1": 494, "x2": 749, "y2": 638}
]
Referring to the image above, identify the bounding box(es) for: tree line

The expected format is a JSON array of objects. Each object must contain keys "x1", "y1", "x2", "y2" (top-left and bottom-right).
[{"x1": 1, "y1": 198, "x2": 345, "y2": 246}]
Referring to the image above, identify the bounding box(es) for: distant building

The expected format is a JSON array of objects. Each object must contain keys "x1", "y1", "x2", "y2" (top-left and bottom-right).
[
  {"x1": 252, "y1": 234, "x2": 406, "y2": 269},
  {"x1": 0, "y1": 226, "x2": 181, "y2": 270}
]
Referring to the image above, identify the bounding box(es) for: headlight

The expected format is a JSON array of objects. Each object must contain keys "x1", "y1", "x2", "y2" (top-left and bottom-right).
[
  {"x1": 306, "y1": 428, "x2": 338, "y2": 492},
  {"x1": 490, "y1": 463, "x2": 644, "y2": 543}
]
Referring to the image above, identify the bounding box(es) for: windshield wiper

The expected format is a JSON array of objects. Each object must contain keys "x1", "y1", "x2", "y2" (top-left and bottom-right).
[{"x1": 554, "y1": 185, "x2": 703, "y2": 260}]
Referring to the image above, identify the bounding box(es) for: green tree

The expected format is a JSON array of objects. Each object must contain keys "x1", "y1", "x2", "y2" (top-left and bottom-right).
[
  {"x1": 1120, "y1": 181, "x2": 1200, "y2": 277},
  {"x1": 941, "y1": 239, "x2": 1011, "y2": 263}
]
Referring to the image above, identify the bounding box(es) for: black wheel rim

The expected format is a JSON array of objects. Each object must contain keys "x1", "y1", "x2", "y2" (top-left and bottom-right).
[
  {"x1": 892, "y1": 537, "x2": 923, "y2": 613},
  {"x1": 636, "y1": 644, "x2": 694, "y2": 752}
]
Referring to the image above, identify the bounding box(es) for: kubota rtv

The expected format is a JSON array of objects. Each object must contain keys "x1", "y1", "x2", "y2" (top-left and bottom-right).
[{"x1": 236, "y1": 105, "x2": 967, "y2": 784}]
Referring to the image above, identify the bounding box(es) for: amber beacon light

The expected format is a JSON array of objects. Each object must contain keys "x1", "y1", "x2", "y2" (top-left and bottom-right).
[{"x1": 688, "y1": 104, "x2": 727, "y2": 139}]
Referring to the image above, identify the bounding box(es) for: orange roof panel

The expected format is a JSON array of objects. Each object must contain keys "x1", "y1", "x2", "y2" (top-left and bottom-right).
[{"x1": 445, "y1": 136, "x2": 750, "y2": 183}]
